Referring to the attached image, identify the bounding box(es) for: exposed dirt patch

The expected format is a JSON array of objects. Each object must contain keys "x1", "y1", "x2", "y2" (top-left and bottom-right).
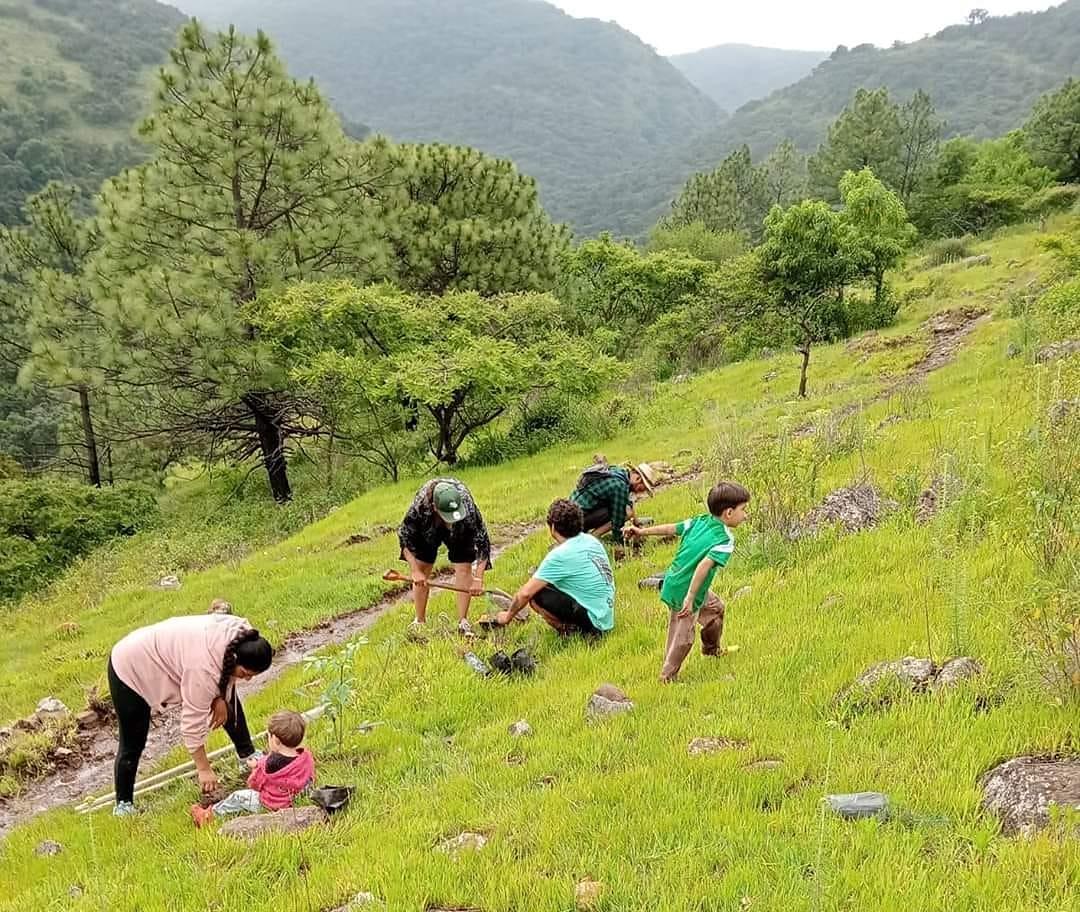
[
  {"x1": 339, "y1": 525, "x2": 395, "y2": 548},
  {"x1": 791, "y1": 484, "x2": 899, "y2": 539}
]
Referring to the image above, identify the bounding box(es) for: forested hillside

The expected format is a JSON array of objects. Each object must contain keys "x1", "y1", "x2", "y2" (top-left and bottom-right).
[
  {"x1": 670, "y1": 43, "x2": 826, "y2": 113},
  {"x1": 0, "y1": 0, "x2": 185, "y2": 225},
  {"x1": 173, "y1": 0, "x2": 723, "y2": 233},
  {"x1": 594, "y1": 1, "x2": 1080, "y2": 236}
]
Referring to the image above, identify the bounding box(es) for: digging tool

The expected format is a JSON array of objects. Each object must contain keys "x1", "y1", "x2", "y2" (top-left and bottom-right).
[
  {"x1": 76, "y1": 704, "x2": 327, "y2": 814},
  {"x1": 381, "y1": 569, "x2": 511, "y2": 601}
]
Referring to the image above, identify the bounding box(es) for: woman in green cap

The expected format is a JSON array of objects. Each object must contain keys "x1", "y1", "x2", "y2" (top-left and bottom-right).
[{"x1": 398, "y1": 478, "x2": 492, "y2": 636}]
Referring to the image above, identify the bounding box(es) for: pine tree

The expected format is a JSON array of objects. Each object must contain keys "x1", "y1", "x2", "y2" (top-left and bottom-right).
[
  {"x1": 809, "y1": 89, "x2": 904, "y2": 201},
  {"x1": 90, "y1": 24, "x2": 396, "y2": 501},
  {"x1": 665, "y1": 145, "x2": 770, "y2": 240},
  {"x1": 899, "y1": 91, "x2": 944, "y2": 203},
  {"x1": 761, "y1": 139, "x2": 808, "y2": 208}
]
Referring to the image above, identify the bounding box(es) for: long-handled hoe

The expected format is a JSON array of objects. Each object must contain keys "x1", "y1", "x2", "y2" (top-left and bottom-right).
[{"x1": 75, "y1": 704, "x2": 328, "y2": 814}]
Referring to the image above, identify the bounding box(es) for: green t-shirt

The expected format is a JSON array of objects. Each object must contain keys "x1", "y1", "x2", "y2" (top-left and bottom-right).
[
  {"x1": 534, "y1": 533, "x2": 615, "y2": 631},
  {"x1": 659, "y1": 514, "x2": 734, "y2": 612}
]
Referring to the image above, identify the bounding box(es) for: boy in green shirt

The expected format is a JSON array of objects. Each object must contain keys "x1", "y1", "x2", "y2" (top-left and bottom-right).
[{"x1": 627, "y1": 482, "x2": 750, "y2": 682}]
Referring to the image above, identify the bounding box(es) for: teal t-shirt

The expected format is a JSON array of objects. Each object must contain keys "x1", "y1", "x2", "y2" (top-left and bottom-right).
[
  {"x1": 534, "y1": 533, "x2": 615, "y2": 631},
  {"x1": 659, "y1": 514, "x2": 734, "y2": 612}
]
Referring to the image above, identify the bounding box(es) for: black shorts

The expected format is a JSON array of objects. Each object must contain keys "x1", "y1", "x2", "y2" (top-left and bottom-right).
[
  {"x1": 581, "y1": 506, "x2": 612, "y2": 533},
  {"x1": 399, "y1": 524, "x2": 478, "y2": 566},
  {"x1": 533, "y1": 586, "x2": 604, "y2": 637}
]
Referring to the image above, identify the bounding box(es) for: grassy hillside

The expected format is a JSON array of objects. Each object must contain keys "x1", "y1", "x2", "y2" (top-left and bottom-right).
[
  {"x1": 0, "y1": 0, "x2": 185, "y2": 224},
  {"x1": 172, "y1": 0, "x2": 723, "y2": 235},
  {"x1": 0, "y1": 220, "x2": 1077, "y2": 908},
  {"x1": 670, "y1": 44, "x2": 827, "y2": 113},
  {"x1": 594, "y1": 1, "x2": 1080, "y2": 237}
]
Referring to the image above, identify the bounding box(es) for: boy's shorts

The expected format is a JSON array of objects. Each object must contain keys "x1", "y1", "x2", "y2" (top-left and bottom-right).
[
  {"x1": 533, "y1": 586, "x2": 604, "y2": 637},
  {"x1": 399, "y1": 524, "x2": 480, "y2": 566}
]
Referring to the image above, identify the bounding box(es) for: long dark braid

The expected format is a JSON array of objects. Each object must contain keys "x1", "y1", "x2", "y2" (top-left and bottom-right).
[{"x1": 217, "y1": 628, "x2": 260, "y2": 698}]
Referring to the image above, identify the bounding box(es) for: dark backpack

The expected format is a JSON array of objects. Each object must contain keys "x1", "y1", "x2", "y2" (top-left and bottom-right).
[{"x1": 574, "y1": 465, "x2": 618, "y2": 494}]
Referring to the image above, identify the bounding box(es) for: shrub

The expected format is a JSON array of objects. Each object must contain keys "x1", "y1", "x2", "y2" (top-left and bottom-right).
[
  {"x1": 0, "y1": 478, "x2": 158, "y2": 604},
  {"x1": 843, "y1": 288, "x2": 901, "y2": 334},
  {"x1": 924, "y1": 236, "x2": 974, "y2": 267}
]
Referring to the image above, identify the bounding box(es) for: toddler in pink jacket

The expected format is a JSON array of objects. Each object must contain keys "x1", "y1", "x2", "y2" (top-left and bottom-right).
[{"x1": 192, "y1": 710, "x2": 315, "y2": 826}]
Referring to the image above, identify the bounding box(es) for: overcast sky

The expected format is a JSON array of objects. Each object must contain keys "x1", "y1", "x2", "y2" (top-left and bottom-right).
[{"x1": 549, "y1": 1, "x2": 1058, "y2": 55}]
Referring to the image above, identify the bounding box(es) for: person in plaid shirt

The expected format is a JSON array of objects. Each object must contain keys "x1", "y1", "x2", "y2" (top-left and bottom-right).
[
  {"x1": 398, "y1": 478, "x2": 492, "y2": 636},
  {"x1": 570, "y1": 462, "x2": 656, "y2": 544}
]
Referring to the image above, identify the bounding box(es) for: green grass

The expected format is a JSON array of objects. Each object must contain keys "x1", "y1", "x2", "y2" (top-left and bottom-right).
[{"x1": 0, "y1": 222, "x2": 1077, "y2": 910}]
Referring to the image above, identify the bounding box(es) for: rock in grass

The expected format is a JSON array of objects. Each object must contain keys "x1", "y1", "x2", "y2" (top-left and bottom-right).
[
  {"x1": 825, "y1": 792, "x2": 890, "y2": 820},
  {"x1": 792, "y1": 484, "x2": 899, "y2": 539},
  {"x1": 219, "y1": 806, "x2": 327, "y2": 840},
  {"x1": 508, "y1": 720, "x2": 533, "y2": 738},
  {"x1": 157, "y1": 575, "x2": 182, "y2": 590},
  {"x1": 575, "y1": 879, "x2": 605, "y2": 909},
  {"x1": 1035, "y1": 339, "x2": 1080, "y2": 363},
  {"x1": 980, "y1": 756, "x2": 1080, "y2": 836},
  {"x1": 34, "y1": 840, "x2": 63, "y2": 857},
  {"x1": 638, "y1": 574, "x2": 665, "y2": 591},
  {"x1": 854, "y1": 657, "x2": 936, "y2": 692},
  {"x1": 731, "y1": 586, "x2": 752, "y2": 602},
  {"x1": 688, "y1": 737, "x2": 749, "y2": 756},
  {"x1": 35, "y1": 697, "x2": 69, "y2": 717},
  {"x1": 437, "y1": 831, "x2": 488, "y2": 857},
  {"x1": 587, "y1": 684, "x2": 634, "y2": 721},
  {"x1": 745, "y1": 759, "x2": 784, "y2": 772},
  {"x1": 932, "y1": 657, "x2": 983, "y2": 689}
]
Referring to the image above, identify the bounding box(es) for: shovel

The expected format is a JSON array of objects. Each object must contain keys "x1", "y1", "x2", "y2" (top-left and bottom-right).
[{"x1": 381, "y1": 569, "x2": 511, "y2": 601}]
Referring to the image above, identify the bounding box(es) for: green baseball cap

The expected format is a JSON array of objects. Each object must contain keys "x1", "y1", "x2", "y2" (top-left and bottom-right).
[{"x1": 433, "y1": 482, "x2": 466, "y2": 524}]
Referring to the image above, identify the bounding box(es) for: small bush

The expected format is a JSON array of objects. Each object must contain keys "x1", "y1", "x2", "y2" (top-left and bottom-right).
[
  {"x1": 844, "y1": 288, "x2": 901, "y2": 334},
  {"x1": 925, "y1": 236, "x2": 974, "y2": 267},
  {"x1": 0, "y1": 478, "x2": 158, "y2": 604}
]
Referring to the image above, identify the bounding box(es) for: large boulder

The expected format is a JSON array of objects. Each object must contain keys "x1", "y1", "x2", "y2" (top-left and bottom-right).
[
  {"x1": 792, "y1": 485, "x2": 899, "y2": 539},
  {"x1": 219, "y1": 806, "x2": 327, "y2": 840},
  {"x1": 932, "y1": 657, "x2": 983, "y2": 689},
  {"x1": 980, "y1": 756, "x2": 1080, "y2": 836},
  {"x1": 1036, "y1": 340, "x2": 1080, "y2": 364},
  {"x1": 587, "y1": 684, "x2": 634, "y2": 720},
  {"x1": 853, "y1": 657, "x2": 936, "y2": 692}
]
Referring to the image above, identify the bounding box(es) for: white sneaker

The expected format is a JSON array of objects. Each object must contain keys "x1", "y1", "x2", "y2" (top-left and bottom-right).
[
  {"x1": 458, "y1": 618, "x2": 475, "y2": 638},
  {"x1": 113, "y1": 801, "x2": 137, "y2": 817}
]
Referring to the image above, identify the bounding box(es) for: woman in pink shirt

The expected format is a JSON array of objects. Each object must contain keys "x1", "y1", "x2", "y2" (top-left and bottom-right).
[{"x1": 107, "y1": 614, "x2": 273, "y2": 816}]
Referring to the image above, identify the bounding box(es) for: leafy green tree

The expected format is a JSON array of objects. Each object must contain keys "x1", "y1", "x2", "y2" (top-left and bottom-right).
[
  {"x1": 253, "y1": 281, "x2": 621, "y2": 467},
  {"x1": 88, "y1": 24, "x2": 396, "y2": 502},
  {"x1": 809, "y1": 88, "x2": 903, "y2": 201},
  {"x1": 0, "y1": 184, "x2": 103, "y2": 483},
  {"x1": 761, "y1": 139, "x2": 808, "y2": 207},
  {"x1": 759, "y1": 200, "x2": 857, "y2": 398},
  {"x1": 646, "y1": 222, "x2": 746, "y2": 265},
  {"x1": 840, "y1": 168, "x2": 917, "y2": 305},
  {"x1": 387, "y1": 143, "x2": 569, "y2": 295},
  {"x1": 1024, "y1": 78, "x2": 1080, "y2": 182},
  {"x1": 966, "y1": 8, "x2": 990, "y2": 26},
  {"x1": 559, "y1": 236, "x2": 716, "y2": 358},
  {"x1": 898, "y1": 90, "x2": 944, "y2": 203},
  {"x1": 665, "y1": 145, "x2": 769, "y2": 240}
]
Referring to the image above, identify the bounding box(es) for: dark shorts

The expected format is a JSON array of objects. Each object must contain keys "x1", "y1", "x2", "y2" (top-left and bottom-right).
[
  {"x1": 533, "y1": 586, "x2": 604, "y2": 637},
  {"x1": 399, "y1": 525, "x2": 479, "y2": 567},
  {"x1": 581, "y1": 506, "x2": 612, "y2": 533}
]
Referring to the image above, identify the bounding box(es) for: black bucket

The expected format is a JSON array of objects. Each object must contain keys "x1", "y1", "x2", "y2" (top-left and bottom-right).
[{"x1": 310, "y1": 785, "x2": 353, "y2": 815}]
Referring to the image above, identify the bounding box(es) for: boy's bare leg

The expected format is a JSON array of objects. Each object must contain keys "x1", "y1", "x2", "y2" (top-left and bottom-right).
[
  {"x1": 660, "y1": 611, "x2": 696, "y2": 682},
  {"x1": 403, "y1": 549, "x2": 433, "y2": 623},
  {"x1": 699, "y1": 594, "x2": 726, "y2": 656},
  {"x1": 452, "y1": 563, "x2": 473, "y2": 621}
]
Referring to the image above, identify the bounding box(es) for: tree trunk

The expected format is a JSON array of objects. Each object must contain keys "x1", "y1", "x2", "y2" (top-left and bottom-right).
[
  {"x1": 78, "y1": 386, "x2": 102, "y2": 487},
  {"x1": 798, "y1": 346, "x2": 811, "y2": 399},
  {"x1": 244, "y1": 393, "x2": 292, "y2": 503},
  {"x1": 875, "y1": 268, "x2": 886, "y2": 306}
]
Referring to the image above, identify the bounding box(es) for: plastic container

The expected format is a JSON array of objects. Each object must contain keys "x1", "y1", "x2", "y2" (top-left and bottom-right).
[{"x1": 825, "y1": 792, "x2": 890, "y2": 820}]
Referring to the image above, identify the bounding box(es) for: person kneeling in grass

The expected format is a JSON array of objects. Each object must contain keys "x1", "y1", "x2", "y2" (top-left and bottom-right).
[
  {"x1": 494, "y1": 499, "x2": 615, "y2": 638},
  {"x1": 191, "y1": 710, "x2": 315, "y2": 827},
  {"x1": 626, "y1": 482, "x2": 750, "y2": 682}
]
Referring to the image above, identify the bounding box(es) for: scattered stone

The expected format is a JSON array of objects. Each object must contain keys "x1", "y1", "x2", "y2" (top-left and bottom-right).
[
  {"x1": 915, "y1": 475, "x2": 951, "y2": 524},
  {"x1": 68, "y1": 885, "x2": 84, "y2": 899},
  {"x1": 208, "y1": 598, "x2": 233, "y2": 615},
  {"x1": 932, "y1": 657, "x2": 983, "y2": 689},
  {"x1": 688, "y1": 737, "x2": 749, "y2": 756},
  {"x1": 853, "y1": 657, "x2": 936, "y2": 692},
  {"x1": 53, "y1": 747, "x2": 75, "y2": 760},
  {"x1": 1048, "y1": 398, "x2": 1079, "y2": 425},
  {"x1": 36, "y1": 697, "x2": 69, "y2": 717},
  {"x1": 877, "y1": 414, "x2": 903, "y2": 430},
  {"x1": 157, "y1": 575, "x2": 182, "y2": 591},
  {"x1": 332, "y1": 892, "x2": 381, "y2": 910},
  {"x1": 587, "y1": 684, "x2": 634, "y2": 720},
  {"x1": 219, "y1": 806, "x2": 327, "y2": 840},
  {"x1": 980, "y1": 756, "x2": 1080, "y2": 836},
  {"x1": 437, "y1": 832, "x2": 488, "y2": 857},
  {"x1": 826, "y1": 792, "x2": 890, "y2": 820},
  {"x1": 745, "y1": 759, "x2": 784, "y2": 772},
  {"x1": 55, "y1": 621, "x2": 81, "y2": 640},
  {"x1": 508, "y1": 720, "x2": 533, "y2": 738},
  {"x1": 672, "y1": 373, "x2": 690, "y2": 384},
  {"x1": 35, "y1": 840, "x2": 63, "y2": 857},
  {"x1": 958, "y1": 254, "x2": 992, "y2": 268},
  {"x1": 575, "y1": 879, "x2": 605, "y2": 910},
  {"x1": 762, "y1": 370, "x2": 778, "y2": 382},
  {"x1": 638, "y1": 574, "x2": 665, "y2": 591},
  {"x1": 730, "y1": 586, "x2": 752, "y2": 602},
  {"x1": 1036, "y1": 339, "x2": 1080, "y2": 363},
  {"x1": 792, "y1": 484, "x2": 899, "y2": 539},
  {"x1": 1006, "y1": 342, "x2": 1023, "y2": 359},
  {"x1": 75, "y1": 710, "x2": 100, "y2": 729}
]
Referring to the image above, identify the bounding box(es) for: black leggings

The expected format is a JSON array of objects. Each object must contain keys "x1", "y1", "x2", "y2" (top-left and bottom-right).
[{"x1": 108, "y1": 659, "x2": 256, "y2": 804}]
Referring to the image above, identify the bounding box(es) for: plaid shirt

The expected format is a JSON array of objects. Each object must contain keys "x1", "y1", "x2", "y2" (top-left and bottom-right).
[
  {"x1": 399, "y1": 478, "x2": 492, "y2": 564},
  {"x1": 571, "y1": 466, "x2": 632, "y2": 543}
]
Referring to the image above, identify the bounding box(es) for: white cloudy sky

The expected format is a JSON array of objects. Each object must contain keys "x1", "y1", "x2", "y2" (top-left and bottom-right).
[{"x1": 550, "y1": 1, "x2": 1057, "y2": 54}]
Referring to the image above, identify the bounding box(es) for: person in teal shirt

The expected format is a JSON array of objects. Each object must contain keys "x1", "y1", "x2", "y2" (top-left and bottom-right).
[{"x1": 495, "y1": 499, "x2": 614, "y2": 637}]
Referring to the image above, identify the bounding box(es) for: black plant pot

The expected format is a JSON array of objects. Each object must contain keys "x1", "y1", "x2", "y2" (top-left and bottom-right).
[{"x1": 310, "y1": 785, "x2": 353, "y2": 815}]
